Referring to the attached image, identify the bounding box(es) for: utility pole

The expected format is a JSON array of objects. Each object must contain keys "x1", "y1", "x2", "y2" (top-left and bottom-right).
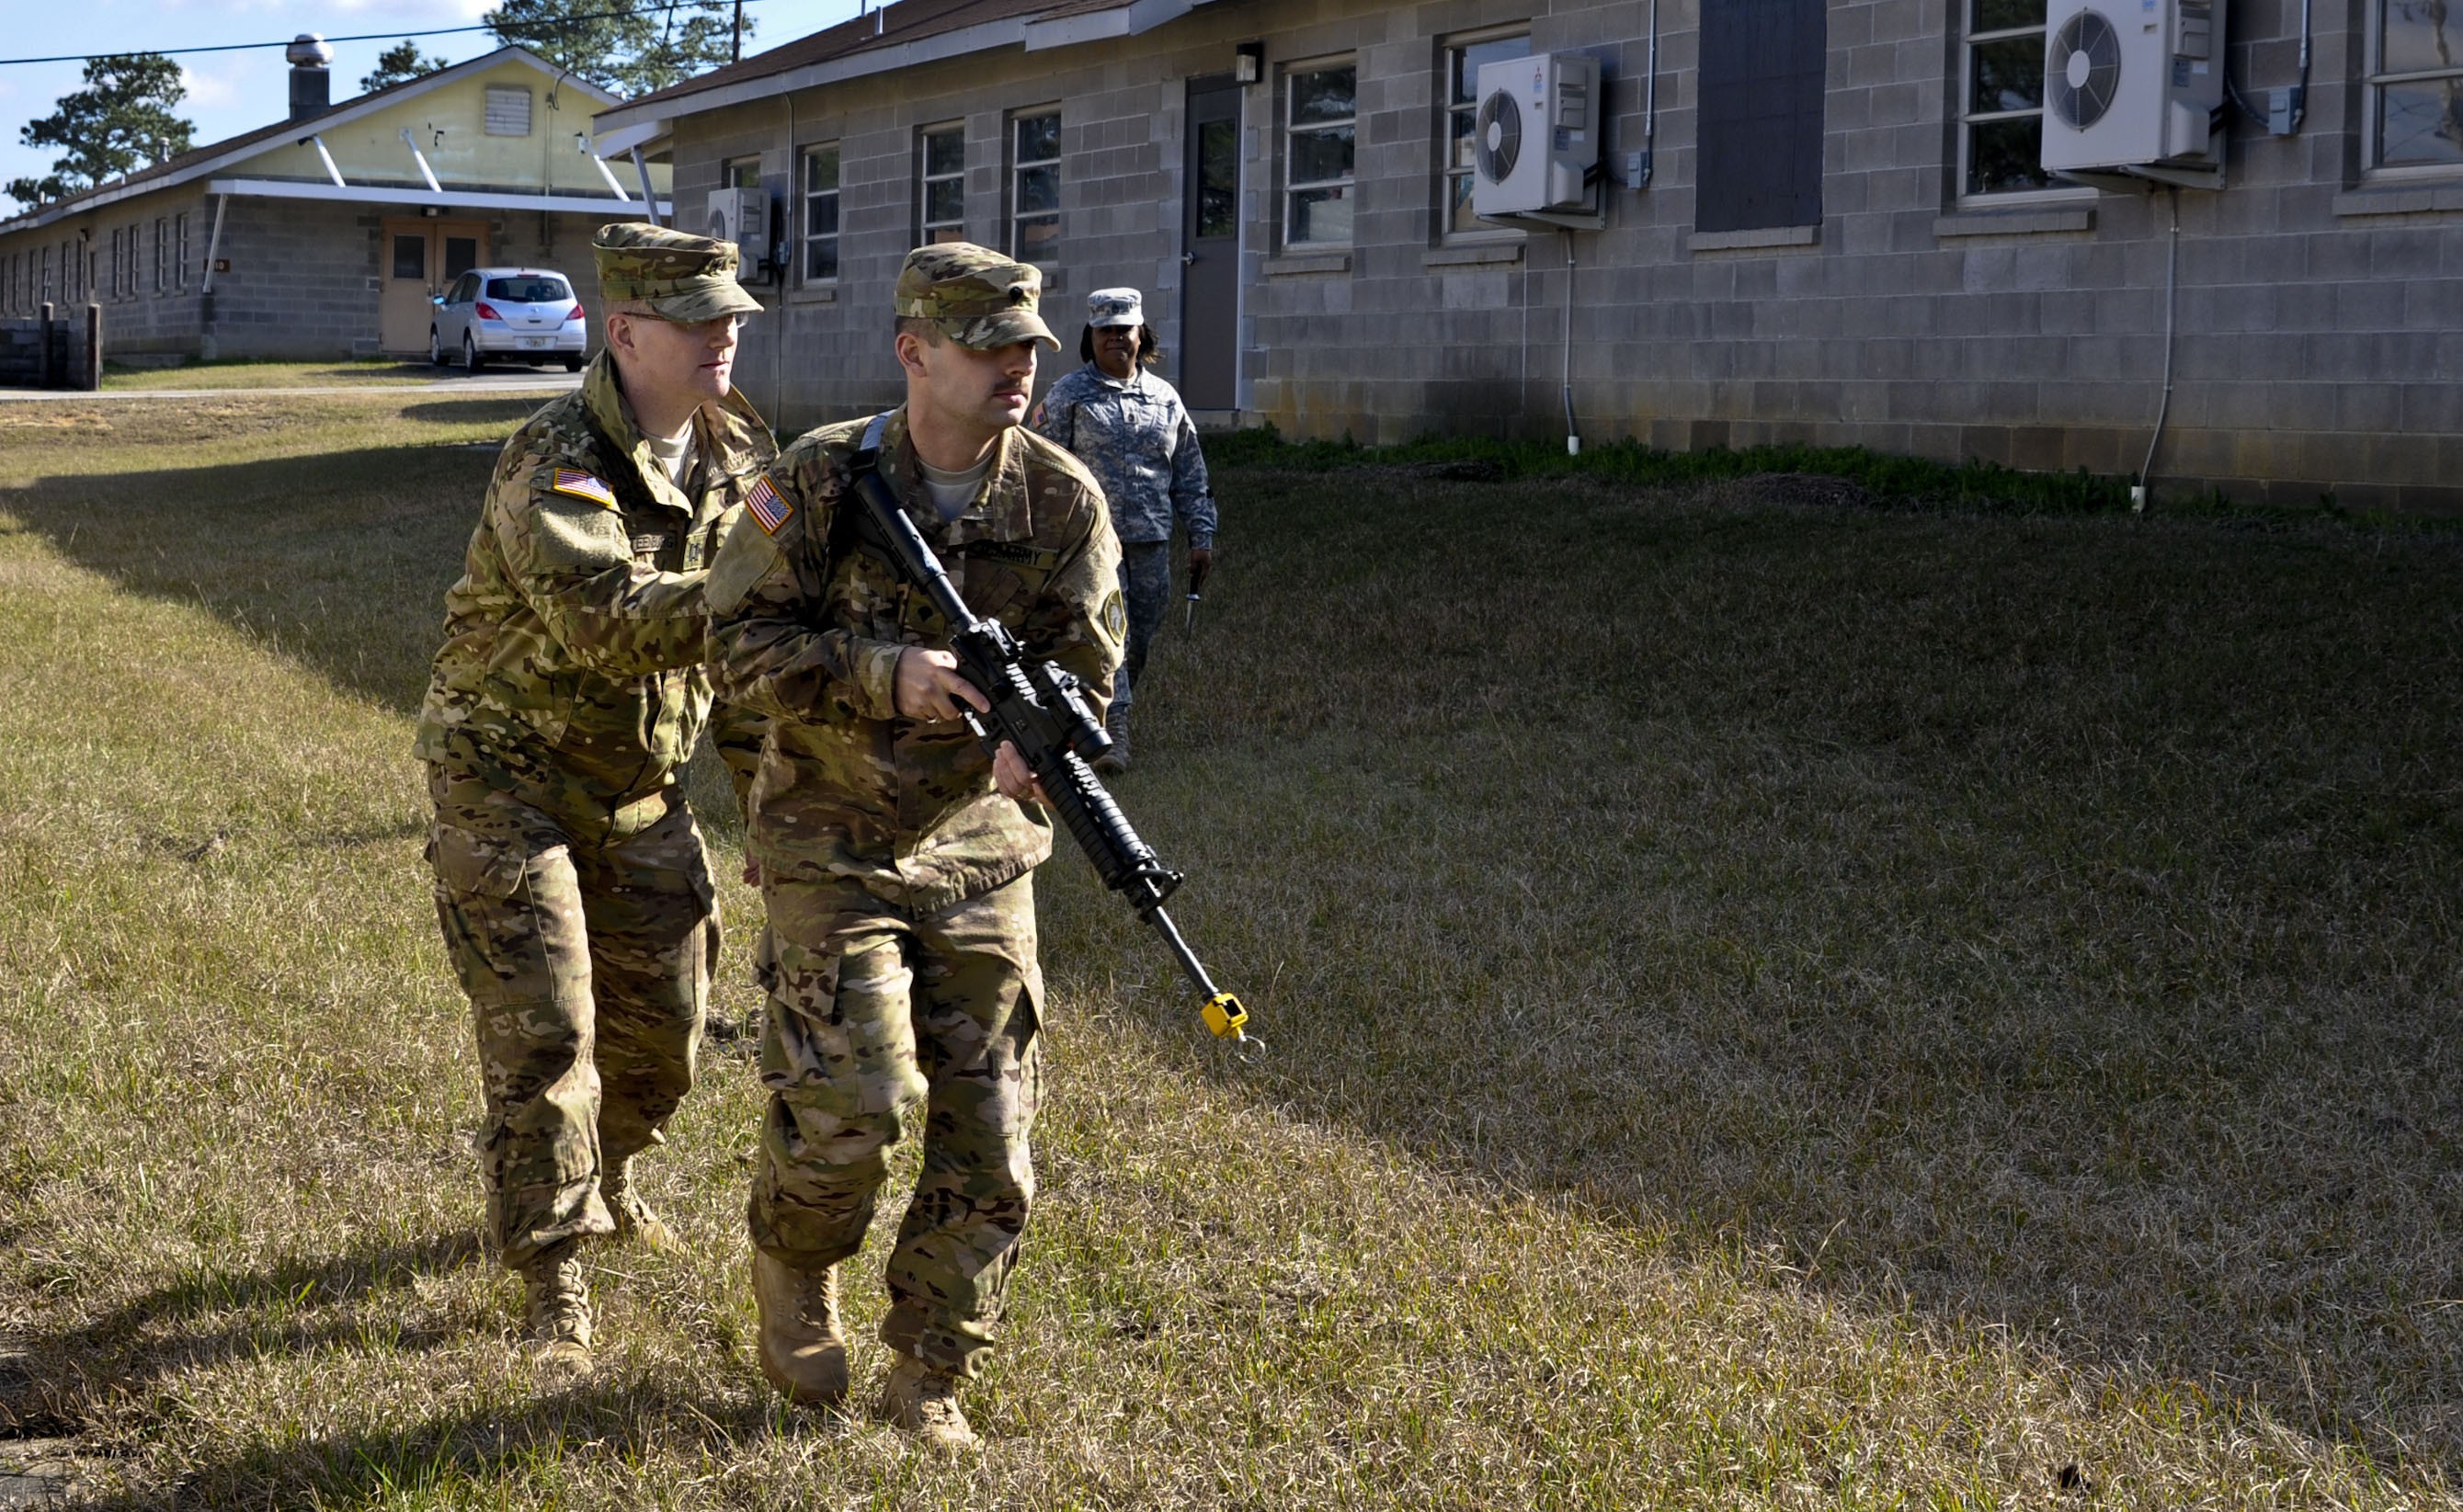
[{"x1": 732, "y1": 0, "x2": 744, "y2": 62}]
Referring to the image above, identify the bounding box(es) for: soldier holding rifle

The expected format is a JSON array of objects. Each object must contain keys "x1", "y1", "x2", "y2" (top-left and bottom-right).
[{"x1": 703, "y1": 242, "x2": 1123, "y2": 1449}]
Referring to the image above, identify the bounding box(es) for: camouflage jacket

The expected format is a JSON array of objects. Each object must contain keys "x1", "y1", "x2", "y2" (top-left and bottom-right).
[
  {"x1": 413, "y1": 351, "x2": 777, "y2": 827},
  {"x1": 705, "y1": 407, "x2": 1123, "y2": 911},
  {"x1": 1031, "y1": 364, "x2": 1214, "y2": 548}
]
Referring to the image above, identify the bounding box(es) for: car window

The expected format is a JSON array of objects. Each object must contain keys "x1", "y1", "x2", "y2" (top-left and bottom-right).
[
  {"x1": 486, "y1": 276, "x2": 570, "y2": 303},
  {"x1": 448, "y1": 274, "x2": 476, "y2": 304}
]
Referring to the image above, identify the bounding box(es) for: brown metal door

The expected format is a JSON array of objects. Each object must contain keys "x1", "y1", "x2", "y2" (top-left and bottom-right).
[
  {"x1": 379, "y1": 218, "x2": 489, "y2": 356},
  {"x1": 1179, "y1": 76, "x2": 1241, "y2": 412}
]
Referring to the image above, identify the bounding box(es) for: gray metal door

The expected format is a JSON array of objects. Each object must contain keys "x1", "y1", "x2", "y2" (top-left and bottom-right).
[{"x1": 1179, "y1": 75, "x2": 1241, "y2": 411}]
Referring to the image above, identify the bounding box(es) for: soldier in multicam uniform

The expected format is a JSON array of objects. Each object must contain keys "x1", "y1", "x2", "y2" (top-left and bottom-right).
[
  {"x1": 1030, "y1": 286, "x2": 1214, "y2": 774},
  {"x1": 703, "y1": 242, "x2": 1123, "y2": 1449},
  {"x1": 413, "y1": 222, "x2": 772, "y2": 1377}
]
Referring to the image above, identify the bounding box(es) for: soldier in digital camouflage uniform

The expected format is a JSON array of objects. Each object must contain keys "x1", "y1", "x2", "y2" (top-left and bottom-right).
[
  {"x1": 1030, "y1": 286, "x2": 1214, "y2": 774},
  {"x1": 414, "y1": 222, "x2": 772, "y2": 1376},
  {"x1": 704, "y1": 242, "x2": 1123, "y2": 1449}
]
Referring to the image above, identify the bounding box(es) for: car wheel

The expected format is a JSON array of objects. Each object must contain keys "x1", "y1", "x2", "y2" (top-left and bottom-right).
[
  {"x1": 462, "y1": 333, "x2": 485, "y2": 373},
  {"x1": 563, "y1": 356, "x2": 583, "y2": 373},
  {"x1": 428, "y1": 327, "x2": 445, "y2": 367}
]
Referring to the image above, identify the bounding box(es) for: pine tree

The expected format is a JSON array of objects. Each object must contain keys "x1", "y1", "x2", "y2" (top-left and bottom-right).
[
  {"x1": 6, "y1": 53, "x2": 194, "y2": 210},
  {"x1": 361, "y1": 41, "x2": 451, "y2": 95},
  {"x1": 485, "y1": 0, "x2": 750, "y2": 97}
]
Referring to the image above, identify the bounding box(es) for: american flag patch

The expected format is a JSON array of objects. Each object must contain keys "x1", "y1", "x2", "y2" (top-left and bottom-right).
[
  {"x1": 747, "y1": 476, "x2": 793, "y2": 535},
  {"x1": 550, "y1": 469, "x2": 617, "y2": 508}
]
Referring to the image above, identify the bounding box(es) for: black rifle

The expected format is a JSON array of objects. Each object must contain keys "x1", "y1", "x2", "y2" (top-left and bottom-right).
[{"x1": 842, "y1": 414, "x2": 1251, "y2": 1046}]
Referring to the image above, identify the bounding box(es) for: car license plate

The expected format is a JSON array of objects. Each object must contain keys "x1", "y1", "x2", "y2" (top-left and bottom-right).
[{"x1": 520, "y1": 336, "x2": 552, "y2": 349}]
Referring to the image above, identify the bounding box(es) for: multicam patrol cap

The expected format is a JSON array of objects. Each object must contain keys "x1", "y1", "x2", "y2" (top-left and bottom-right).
[
  {"x1": 895, "y1": 241, "x2": 1059, "y2": 350},
  {"x1": 592, "y1": 222, "x2": 765, "y2": 323},
  {"x1": 1087, "y1": 288, "x2": 1145, "y2": 328}
]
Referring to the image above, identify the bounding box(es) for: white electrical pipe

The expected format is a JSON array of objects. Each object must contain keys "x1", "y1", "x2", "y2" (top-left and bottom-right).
[
  {"x1": 1562, "y1": 229, "x2": 1580, "y2": 455},
  {"x1": 2135, "y1": 187, "x2": 2182, "y2": 511}
]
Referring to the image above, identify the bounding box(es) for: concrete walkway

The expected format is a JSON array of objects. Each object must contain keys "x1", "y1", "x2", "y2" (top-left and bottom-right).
[{"x1": 0, "y1": 371, "x2": 581, "y2": 402}]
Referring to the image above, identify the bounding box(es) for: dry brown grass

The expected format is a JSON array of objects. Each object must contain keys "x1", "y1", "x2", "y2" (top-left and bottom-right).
[{"x1": 0, "y1": 398, "x2": 2457, "y2": 1507}]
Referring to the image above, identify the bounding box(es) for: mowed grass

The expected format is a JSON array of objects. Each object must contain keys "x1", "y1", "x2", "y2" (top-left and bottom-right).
[
  {"x1": 0, "y1": 395, "x2": 2457, "y2": 1508},
  {"x1": 96, "y1": 358, "x2": 564, "y2": 392}
]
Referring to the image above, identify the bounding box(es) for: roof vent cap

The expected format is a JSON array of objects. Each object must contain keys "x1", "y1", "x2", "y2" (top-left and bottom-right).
[{"x1": 286, "y1": 34, "x2": 335, "y2": 69}]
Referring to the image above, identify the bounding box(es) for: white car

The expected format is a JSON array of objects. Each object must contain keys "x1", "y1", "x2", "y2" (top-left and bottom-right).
[{"x1": 430, "y1": 267, "x2": 587, "y2": 372}]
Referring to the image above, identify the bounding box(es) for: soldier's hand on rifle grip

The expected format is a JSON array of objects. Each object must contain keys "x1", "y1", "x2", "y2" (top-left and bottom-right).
[
  {"x1": 894, "y1": 647, "x2": 991, "y2": 723},
  {"x1": 992, "y1": 742, "x2": 1050, "y2": 805}
]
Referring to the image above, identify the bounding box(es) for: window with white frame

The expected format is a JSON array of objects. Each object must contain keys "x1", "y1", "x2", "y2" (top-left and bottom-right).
[
  {"x1": 919, "y1": 123, "x2": 965, "y2": 244},
  {"x1": 1442, "y1": 30, "x2": 1531, "y2": 237},
  {"x1": 484, "y1": 85, "x2": 532, "y2": 137},
  {"x1": 154, "y1": 219, "x2": 166, "y2": 293},
  {"x1": 40, "y1": 246, "x2": 51, "y2": 305},
  {"x1": 1284, "y1": 61, "x2": 1357, "y2": 247},
  {"x1": 176, "y1": 212, "x2": 189, "y2": 289},
  {"x1": 1009, "y1": 109, "x2": 1061, "y2": 266},
  {"x1": 802, "y1": 142, "x2": 840, "y2": 282},
  {"x1": 1959, "y1": 0, "x2": 2064, "y2": 196},
  {"x1": 109, "y1": 228, "x2": 124, "y2": 300},
  {"x1": 2370, "y1": 0, "x2": 2463, "y2": 167}
]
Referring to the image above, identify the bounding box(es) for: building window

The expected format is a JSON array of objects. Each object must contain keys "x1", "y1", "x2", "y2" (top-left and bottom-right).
[
  {"x1": 1697, "y1": 0, "x2": 1826, "y2": 231},
  {"x1": 1009, "y1": 109, "x2": 1061, "y2": 266},
  {"x1": 1960, "y1": 0, "x2": 2059, "y2": 195},
  {"x1": 40, "y1": 246, "x2": 51, "y2": 305},
  {"x1": 176, "y1": 213, "x2": 189, "y2": 289},
  {"x1": 918, "y1": 123, "x2": 965, "y2": 244},
  {"x1": 1442, "y1": 30, "x2": 1531, "y2": 237},
  {"x1": 154, "y1": 219, "x2": 166, "y2": 293},
  {"x1": 725, "y1": 157, "x2": 761, "y2": 189},
  {"x1": 485, "y1": 85, "x2": 532, "y2": 137},
  {"x1": 802, "y1": 142, "x2": 841, "y2": 282},
  {"x1": 1284, "y1": 61, "x2": 1357, "y2": 247},
  {"x1": 109, "y1": 229, "x2": 123, "y2": 300},
  {"x1": 2369, "y1": 0, "x2": 2463, "y2": 167}
]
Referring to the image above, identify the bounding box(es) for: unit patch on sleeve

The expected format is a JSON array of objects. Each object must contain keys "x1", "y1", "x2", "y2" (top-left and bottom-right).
[
  {"x1": 551, "y1": 469, "x2": 619, "y2": 508},
  {"x1": 747, "y1": 476, "x2": 794, "y2": 535}
]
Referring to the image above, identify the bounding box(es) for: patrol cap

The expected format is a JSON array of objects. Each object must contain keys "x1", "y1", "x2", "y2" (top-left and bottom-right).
[
  {"x1": 895, "y1": 241, "x2": 1059, "y2": 350},
  {"x1": 592, "y1": 222, "x2": 764, "y2": 323},
  {"x1": 1087, "y1": 288, "x2": 1146, "y2": 328}
]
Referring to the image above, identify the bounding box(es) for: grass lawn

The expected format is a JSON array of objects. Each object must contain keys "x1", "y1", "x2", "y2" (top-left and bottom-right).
[
  {"x1": 0, "y1": 397, "x2": 2457, "y2": 1508},
  {"x1": 97, "y1": 358, "x2": 570, "y2": 392}
]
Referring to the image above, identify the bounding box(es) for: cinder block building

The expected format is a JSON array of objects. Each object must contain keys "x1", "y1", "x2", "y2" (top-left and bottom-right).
[
  {"x1": 592, "y1": 0, "x2": 2463, "y2": 510},
  {"x1": 0, "y1": 44, "x2": 667, "y2": 365}
]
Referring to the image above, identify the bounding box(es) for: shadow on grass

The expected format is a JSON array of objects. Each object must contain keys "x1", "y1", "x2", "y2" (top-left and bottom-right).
[
  {"x1": 1, "y1": 446, "x2": 492, "y2": 716},
  {"x1": 69, "y1": 1380, "x2": 785, "y2": 1512},
  {"x1": 3, "y1": 1233, "x2": 485, "y2": 1437},
  {"x1": 9, "y1": 432, "x2": 2463, "y2": 1479}
]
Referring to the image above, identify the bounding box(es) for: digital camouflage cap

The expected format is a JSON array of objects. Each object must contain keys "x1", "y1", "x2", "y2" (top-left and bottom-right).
[
  {"x1": 895, "y1": 242, "x2": 1059, "y2": 350},
  {"x1": 593, "y1": 222, "x2": 765, "y2": 323}
]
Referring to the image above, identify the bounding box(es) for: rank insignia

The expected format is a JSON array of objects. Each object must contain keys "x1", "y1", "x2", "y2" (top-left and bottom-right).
[
  {"x1": 748, "y1": 476, "x2": 793, "y2": 535},
  {"x1": 551, "y1": 469, "x2": 618, "y2": 508}
]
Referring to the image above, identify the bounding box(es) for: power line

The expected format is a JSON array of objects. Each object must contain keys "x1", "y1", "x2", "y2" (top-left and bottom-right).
[{"x1": 0, "y1": 1, "x2": 775, "y2": 69}]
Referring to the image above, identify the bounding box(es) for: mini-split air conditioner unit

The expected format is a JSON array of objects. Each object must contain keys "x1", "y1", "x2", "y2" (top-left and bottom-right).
[
  {"x1": 702, "y1": 187, "x2": 769, "y2": 274},
  {"x1": 1471, "y1": 51, "x2": 1603, "y2": 226},
  {"x1": 2039, "y1": 0, "x2": 2226, "y2": 189}
]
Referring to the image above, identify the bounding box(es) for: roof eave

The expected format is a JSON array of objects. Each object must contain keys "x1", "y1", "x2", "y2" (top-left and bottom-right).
[
  {"x1": 591, "y1": 0, "x2": 1203, "y2": 140},
  {"x1": 1, "y1": 46, "x2": 623, "y2": 236}
]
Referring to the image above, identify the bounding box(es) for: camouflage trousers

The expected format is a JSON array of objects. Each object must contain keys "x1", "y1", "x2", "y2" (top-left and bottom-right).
[
  {"x1": 1112, "y1": 540, "x2": 1172, "y2": 713},
  {"x1": 426, "y1": 767, "x2": 719, "y2": 1270},
  {"x1": 749, "y1": 872, "x2": 1043, "y2": 1380}
]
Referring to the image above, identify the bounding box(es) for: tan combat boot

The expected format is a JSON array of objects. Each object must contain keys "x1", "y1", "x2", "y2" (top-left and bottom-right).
[
  {"x1": 521, "y1": 1243, "x2": 594, "y2": 1377},
  {"x1": 878, "y1": 1353, "x2": 977, "y2": 1451},
  {"x1": 751, "y1": 1251, "x2": 849, "y2": 1406},
  {"x1": 601, "y1": 1157, "x2": 683, "y2": 1257}
]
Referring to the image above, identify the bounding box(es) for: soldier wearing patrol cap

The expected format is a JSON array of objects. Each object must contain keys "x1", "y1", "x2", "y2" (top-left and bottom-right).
[
  {"x1": 704, "y1": 242, "x2": 1123, "y2": 1449},
  {"x1": 414, "y1": 222, "x2": 776, "y2": 1377},
  {"x1": 1031, "y1": 286, "x2": 1215, "y2": 773}
]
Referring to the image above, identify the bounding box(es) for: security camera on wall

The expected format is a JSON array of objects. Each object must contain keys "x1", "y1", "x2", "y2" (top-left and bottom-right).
[{"x1": 2039, "y1": 0, "x2": 2226, "y2": 189}]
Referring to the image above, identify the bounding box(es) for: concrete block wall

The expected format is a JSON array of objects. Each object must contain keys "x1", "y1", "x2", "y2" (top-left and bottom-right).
[
  {"x1": 661, "y1": 0, "x2": 2463, "y2": 507},
  {"x1": 0, "y1": 317, "x2": 80, "y2": 388}
]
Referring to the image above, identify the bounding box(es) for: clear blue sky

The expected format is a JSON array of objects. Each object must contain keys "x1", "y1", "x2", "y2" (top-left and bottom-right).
[{"x1": 0, "y1": 0, "x2": 864, "y2": 194}]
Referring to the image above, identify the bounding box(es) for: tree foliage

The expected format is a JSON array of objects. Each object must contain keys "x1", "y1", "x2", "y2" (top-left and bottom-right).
[
  {"x1": 7, "y1": 53, "x2": 194, "y2": 210},
  {"x1": 484, "y1": 0, "x2": 750, "y2": 97},
  {"x1": 360, "y1": 41, "x2": 451, "y2": 95}
]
